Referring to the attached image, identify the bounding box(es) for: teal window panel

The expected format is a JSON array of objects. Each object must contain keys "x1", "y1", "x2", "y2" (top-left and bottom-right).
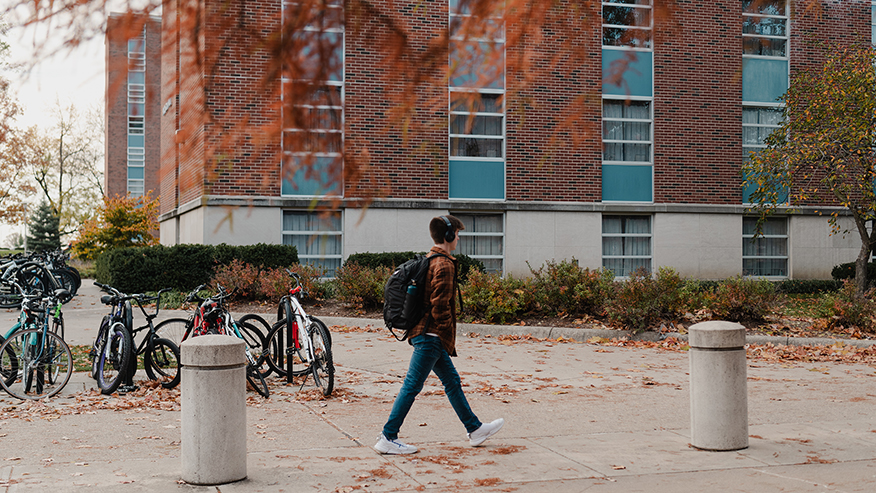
[
  {"x1": 281, "y1": 156, "x2": 341, "y2": 196},
  {"x1": 449, "y1": 159, "x2": 504, "y2": 199},
  {"x1": 742, "y1": 58, "x2": 788, "y2": 103},
  {"x1": 450, "y1": 41, "x2": 505, "y2": 89},
  {"x1": 602, "y1": 49, "x2": 652, "y2": 97},
  {"x1": 128, "y1": 134, "x2": 144, "y2": 148},
  {"x1": 741, "y1": 171, "x2": 788, "y2": 204},
  {"x1": 602, "y1": 164, "x2": 652, "y2": 202},
  {"x1": 127, "y1": 166, "x2": 144, "y2": 179}
]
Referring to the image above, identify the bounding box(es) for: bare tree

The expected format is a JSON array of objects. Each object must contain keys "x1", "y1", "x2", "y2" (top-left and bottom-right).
[{"x1": 18, "y1": 100, "x2": 103, "y2": 237}]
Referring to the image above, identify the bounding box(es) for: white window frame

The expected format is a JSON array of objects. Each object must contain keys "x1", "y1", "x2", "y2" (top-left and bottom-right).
[
  {"x1": 453, "y1": 212, "x2": 505, "y2": 275},
  {"x1": 602, "y1": 214, "x2": 652, "y2": 278},
  {"x1": 448, "y1": 1, "x2": 506, "y2": 201},
  {"x1": 742, "y1": 216, "x2": 788, "y2": 279},
  {"x1": 281, "y1": 210, "x2": 343, "y2": 277},
  {"x1": 281, "y1": 0, "x2": 345, "y2": 198},
  {"x1": 127, "y1": 28, "x2": 147, "y2": 198},
  {"x1": 601, "y1": 96, "x2": 653, "y2": 165},
  {"x1": 602, "y1": 0, "x2": 653, "y2": 49},
  {"x1": 742, "y1": 0, "x2": 789, "y2": 60}
]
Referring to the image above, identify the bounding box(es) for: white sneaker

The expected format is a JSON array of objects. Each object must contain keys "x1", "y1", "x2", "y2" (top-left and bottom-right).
[
  {"x1": 468, "y1": 418, "x2": 505, "y2": 446},
  {"x1": 374, "y1": 434, "x2": 418, "y2": 455}
]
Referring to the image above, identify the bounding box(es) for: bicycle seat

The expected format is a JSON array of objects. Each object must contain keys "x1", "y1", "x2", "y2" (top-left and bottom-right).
[
  {"x1": 100, "y1": 295, "x2": 114, "y2": 305},
  {"x1": 55, "y1": 288, "x2": 70, "y2": 299}
]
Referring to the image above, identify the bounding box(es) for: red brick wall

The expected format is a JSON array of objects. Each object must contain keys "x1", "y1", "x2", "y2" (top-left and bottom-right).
[
  {"x1": 505, "y1": 1, "x2": 603, "y2": 202},
  {"x1": 105, "y1": 16, "x2": 128, "y2": 200},
  {"x1": 652, "y1": 0, "x2": 743, "y2": 205},
  {"x1": 159, "y1": 0, "x2": 870, "y2": 209},
  {"x1": 344, "y1": 0, "x2": 450, "y2": 200},
  {"x1": 791, "y1": 0, "x2": 870, "y2": 74},
  {"x1": 159, "y1": 0, "x2": 179, "y2": 215},
  {"x1": 106, "y1": 15, "x2": 161, "y2": 201}
]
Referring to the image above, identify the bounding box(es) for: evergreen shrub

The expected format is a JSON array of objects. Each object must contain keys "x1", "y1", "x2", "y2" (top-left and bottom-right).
[
  {"x1": 344, "y1": 251, "x2": 484, "y2": 282},
  {"x1": 94, "y1": 243, "x2": 298, "y2": 293}
]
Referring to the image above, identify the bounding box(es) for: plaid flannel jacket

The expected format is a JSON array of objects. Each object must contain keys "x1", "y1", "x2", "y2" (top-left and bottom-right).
[{"x1": 406, "y1": 246, "x2": 459, "y2": 356}]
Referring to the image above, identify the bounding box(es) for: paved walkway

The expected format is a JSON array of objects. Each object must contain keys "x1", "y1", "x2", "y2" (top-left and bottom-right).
[{"x1": 1, "y1": 283, "x2": 875, "y2": 492}]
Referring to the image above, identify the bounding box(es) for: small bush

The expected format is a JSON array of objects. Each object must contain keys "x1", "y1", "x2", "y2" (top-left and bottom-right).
[
  {"x1": 604, "y1": 267, "x2": 686, "y2": 333},
  {"x1": 813, "y1": 280, "x2": 876, "y2": 330},
  {"x1": 706, "y1": 276, "x2": 776, "y2": 323},
  {"x1": 528, "y1": 259, "x2": 613, "y2": 316},
  {"x1": 462, "y1": 270, "x2": 532, "y2": 324},
  {"x1": 334, "y1": 263, "x2": 391, "y2": 310},
  {"x1": 211, "y1": 259, "x2": 261, "y2": 299},
  {"x1": 258, "y1": 264, "x2": 327, "y2": 302}
]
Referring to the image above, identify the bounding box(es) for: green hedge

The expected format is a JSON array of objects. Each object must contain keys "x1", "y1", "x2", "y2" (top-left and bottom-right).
[
  {"x1": 832, "y1": 261, "x2": 876, "y2": 283},
  {"x1": 775, "y1": 279, "x2": 841, "y2": 294},
  {"x1": 344, "y1": 251, "x2": 485, "y2": 282},
  {"x1": 94, "y1": 243, "x2": 298, "y2": 293}
]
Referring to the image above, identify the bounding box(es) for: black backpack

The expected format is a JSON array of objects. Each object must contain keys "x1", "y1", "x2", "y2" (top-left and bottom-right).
[{"x1": 383, "y1": 253, "x2": 447, "y2": 341}]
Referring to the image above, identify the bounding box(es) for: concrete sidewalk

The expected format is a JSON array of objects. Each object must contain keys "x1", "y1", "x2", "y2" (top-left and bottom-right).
[{"x1": 1, "y1": 284, "x2": 875, "y2": 492}]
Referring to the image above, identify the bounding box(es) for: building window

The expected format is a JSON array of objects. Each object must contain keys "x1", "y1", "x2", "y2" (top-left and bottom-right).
[
  {"x1": 602, "y1": 215, "x2": 651, "y2": 277},
  {"x1": 602, "y1": 0, "x2": 652, "y2": 48},
  {"x1": 281, "y1": 0, "x2": 344, "y2": 197},
  {"x1": 127, "y1": 29, "x2": 146, "y2": 197},
  {"x1": 602, "y1": 0, "x2": 653, "y2": 203},
  {"x1": 742, "y1": 0, "x2": 788, "y2": 203},
  {"x1": 282, "y1": 211, "x2": 343, "y2": 277},
  {"x1": 872, "y1": 1, "x2": 876, "y2": 45},
  {"x1": 603, "y1": 99, "x2": 652, "y2": 163},
  {"x1": 448, "y1": 0, "x2": 505, "y2": 200},
  {"x1": 743, "y1": 216, "x2": 787, "y2": 278},
  {"x1": 742, "y1": 0, "x2": 788, "y2": 57},
  {"x1": 454, "y1": 213, "x2": 504, "y2": 275}
]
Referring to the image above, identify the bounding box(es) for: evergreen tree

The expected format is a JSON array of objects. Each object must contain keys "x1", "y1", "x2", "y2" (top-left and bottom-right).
[{"x1": 26, "y1": 201, "x2": 62, "y2": 252}]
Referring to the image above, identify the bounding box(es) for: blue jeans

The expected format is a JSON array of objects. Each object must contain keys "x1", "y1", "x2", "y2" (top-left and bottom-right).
[{"x1": 382, "y1": 335, "x2": 481, "y2": 440}]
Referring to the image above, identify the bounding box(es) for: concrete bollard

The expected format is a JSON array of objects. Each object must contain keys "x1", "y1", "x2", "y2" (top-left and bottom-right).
[
  {"x1": 180, "y1": 335, "x2": 247, "y2": 485},
  {"x1": 689, "y1": 321, "x2": 748, "y2": 451}
]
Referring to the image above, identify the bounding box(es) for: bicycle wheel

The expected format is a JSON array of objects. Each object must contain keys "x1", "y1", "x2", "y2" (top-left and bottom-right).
[
  {"x1": 0, "y1": 334, "x2": 18, "y2": 387},
  {"x1": 154, "y1": 317, "x2": 192, "y2": 348},
  {"x1": 246, "y1": 364, "x2": 269, "y2": 398},
  {"x1": 0, "y1": 329, "x2": 72, "y2": 400},
  {"x1": 0, "y1": 279, "x2": 22, "y2": 309},
  {"x1": 238, "y1": 321, "x2": 271, "y2": 378},
  {"x1": 311, "y1": 315, "x2": 332, "y2": 348},
  {"x1": 266, "y1": 319, "x2": 312, "y2": 378},
  {"x1": 53, "y1": 270, "x2": 78, "y2": 297},
  {"x1": 90, "y1": 316, "x2": 111, "y2": 380},
  {"x1": 97, "y1": 322, "x2": 133, "y2": 395},
  {"x1": 144, "y1": 337, "x2": 181, "y2": 389},
  {"x1": 308, "y1": 321, "x2": 334, "y2": 396}
]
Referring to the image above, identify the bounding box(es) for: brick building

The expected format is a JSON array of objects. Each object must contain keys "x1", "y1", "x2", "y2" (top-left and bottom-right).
[
  {"x1": 157, "y1": 0, "x2": 872, "y2": 279},
  {"x1": 105, "y1": 14, "x2": 162, "y2": 201}
]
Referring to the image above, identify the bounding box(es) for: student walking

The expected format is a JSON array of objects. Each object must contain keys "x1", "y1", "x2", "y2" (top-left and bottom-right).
[{"x1": 375, "y1": 215, "x2": 504, "y2": 455}]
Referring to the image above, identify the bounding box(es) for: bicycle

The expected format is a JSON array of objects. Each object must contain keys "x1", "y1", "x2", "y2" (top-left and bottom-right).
[
  {"x1": 155, "y1": 284, "x2": 271, "y2": 398},
  {"x1": 0, "y1": 256, "x2": 64, "y2": 309},
  {"x1": 264, "y1": 270, "x2": 334, "y2": 396},
  {"x1": 0, "y1": 289, "x2": 73, "y2": 400},
  {"x1": 91, "y1": 282, "x2": 181, "y2": 395}
]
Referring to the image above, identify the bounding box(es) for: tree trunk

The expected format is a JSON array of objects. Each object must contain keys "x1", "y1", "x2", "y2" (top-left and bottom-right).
[{"x1": 855, "y1": 243, "x2": 870, "y2": 297}]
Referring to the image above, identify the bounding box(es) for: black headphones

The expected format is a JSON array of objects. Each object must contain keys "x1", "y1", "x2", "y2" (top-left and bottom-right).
[{"x1": 440, "y1": 215, "x2": 455, "y2": 242}]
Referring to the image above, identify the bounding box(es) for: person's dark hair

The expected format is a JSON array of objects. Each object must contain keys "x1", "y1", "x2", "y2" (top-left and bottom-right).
[{"x1": 429, "y1": 215, "x2": 465, "y2": 244}]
